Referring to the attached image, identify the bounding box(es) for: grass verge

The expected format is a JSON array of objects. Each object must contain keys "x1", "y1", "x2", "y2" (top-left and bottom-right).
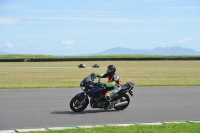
[{"x1": 22, "y1": 123, "x2": 200, "y2": 133}]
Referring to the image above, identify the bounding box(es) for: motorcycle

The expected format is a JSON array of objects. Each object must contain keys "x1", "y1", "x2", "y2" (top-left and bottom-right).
[{"x1": 70, "y1": 73, "x2": 135, "y2": 112}]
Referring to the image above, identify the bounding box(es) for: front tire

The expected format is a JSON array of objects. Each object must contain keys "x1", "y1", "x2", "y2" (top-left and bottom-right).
[
  {"x1": 70, "y1": 96, "x2": 89, "y2": 112},
  {"x1": 114, "y1": 94, "x2": 130, "y2": 110}
]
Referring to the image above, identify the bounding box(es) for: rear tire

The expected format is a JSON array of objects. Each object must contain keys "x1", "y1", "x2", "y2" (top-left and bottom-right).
[
  {"x1": 70, "y1": 96, "x2": 89, "y2": 112},
  {"x1": 114, "y1": 94, "x2": 130, "y2": 110}
]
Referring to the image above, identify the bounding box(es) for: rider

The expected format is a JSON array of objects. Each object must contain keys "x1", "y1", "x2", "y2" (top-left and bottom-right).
[{"x1": 97, "y1": 64, "x2": 121, "y2": 109}]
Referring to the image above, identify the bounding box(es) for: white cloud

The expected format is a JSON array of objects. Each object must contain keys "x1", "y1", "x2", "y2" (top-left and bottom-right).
[
  {"x1": 2, "y1": 42, "x2": 26, "y2": 49},
  {"x1": 19, "y1": 16, "x2": 200, "y2": 25},
  {"x1": 61, "y1": 40, "x2": 75, "y2": 45},
  {"x1": 158, "y1": 6, "x2": 200, "y2": 9},
  {"x1": 61, "y1": 40, "x2": 76, "y2": 50},
  {"x1": 64, "y1": 47, "x2": 76, "y2": 50},
  {"x1": 0, "y1": 17, "x2": 19, "y2": 25},
  {"x1": 157, "y1": 42, "x2": 167, "y2": 46},
  {"x1": 178, "y1": 37, "x2": 193, "y2": 43},
  {"x1": 16, "y1": 43, "x2": 26, "y2": 46},
  {"x1": 5, "y1": 43, "x2": 14, "y2": 48},
  {"x1": 19, "y1": 16, "x2": 148, "y2": 23}
]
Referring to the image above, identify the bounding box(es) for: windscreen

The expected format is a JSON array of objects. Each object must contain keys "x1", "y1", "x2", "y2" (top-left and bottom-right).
[
  {"x1": 85, "y1": 73, "x2": 96, "y2": 82},
  {"x1": 80, "y1": 73, "x2": 96, "y2": 87},
  {"x1": 85, "y1": 75, "x2": 92, "y2": 82}
]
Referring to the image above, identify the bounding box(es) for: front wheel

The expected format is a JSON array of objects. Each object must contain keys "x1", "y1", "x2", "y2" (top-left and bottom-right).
[
  {"x1": 114, "y1": 94, "x2": 130, "y2": 110},
  {"x1": 70, "y1": 96, "x2": 89, "y2": 112}
]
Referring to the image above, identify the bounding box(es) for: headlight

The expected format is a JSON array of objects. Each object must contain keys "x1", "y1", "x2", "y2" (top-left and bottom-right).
[{"x1": 81, "y1": 86, "x2": 85, "y2": 90}]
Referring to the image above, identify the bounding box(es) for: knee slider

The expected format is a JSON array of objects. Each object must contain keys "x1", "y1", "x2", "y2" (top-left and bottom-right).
[{"x1": 105, "y1": 92, "x2": 111, "y2": 101}]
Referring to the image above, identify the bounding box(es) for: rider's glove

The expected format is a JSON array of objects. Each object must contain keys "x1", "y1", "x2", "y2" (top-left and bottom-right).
[{"x1": 96, "y1": 74, "x2": 100, "y2": 78}]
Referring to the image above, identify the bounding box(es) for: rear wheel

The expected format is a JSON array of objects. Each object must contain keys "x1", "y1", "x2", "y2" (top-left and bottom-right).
[
  {"x1": 114, "y1": 94, "x2": 130, "y2": 110},
  {"x1": 70, "y1": 96, "x2": 89, "y2": 112}
]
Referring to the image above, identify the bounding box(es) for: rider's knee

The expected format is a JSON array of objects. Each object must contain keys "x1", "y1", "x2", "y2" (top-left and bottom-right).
[{"x1": 105, "y1": 91, "x2": 111, "y2": 101}]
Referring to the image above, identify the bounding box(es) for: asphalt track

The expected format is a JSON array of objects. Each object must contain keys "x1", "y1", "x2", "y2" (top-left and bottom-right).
[{"x1": 0, "y1": 87, "x2": 200, "y2": 130}]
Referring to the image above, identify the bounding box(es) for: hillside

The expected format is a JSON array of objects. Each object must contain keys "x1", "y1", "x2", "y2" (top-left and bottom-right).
[{"x1": 96, "y1": 46, "x2": 200, "y2": 55}]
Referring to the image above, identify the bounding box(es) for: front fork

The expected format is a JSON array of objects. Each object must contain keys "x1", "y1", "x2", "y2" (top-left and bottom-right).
[{"x1": 76, "y1": 92, "x2": 88, "y2": 106}]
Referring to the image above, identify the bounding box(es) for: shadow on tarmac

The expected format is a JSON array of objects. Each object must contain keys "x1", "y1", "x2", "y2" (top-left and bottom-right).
[{"x1": 51, "y1": 109, "x2": 120, "y2": 115}]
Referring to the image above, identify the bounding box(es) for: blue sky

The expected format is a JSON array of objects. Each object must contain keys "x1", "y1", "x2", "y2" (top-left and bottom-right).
[{"x1": 0, "y1": 0, "x2": 200, "y2": 55}]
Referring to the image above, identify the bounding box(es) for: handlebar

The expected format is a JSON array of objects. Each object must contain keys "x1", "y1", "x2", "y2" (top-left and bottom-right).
[{"x1": 97, "y1": 77, "x2": 101, "y2": 83}]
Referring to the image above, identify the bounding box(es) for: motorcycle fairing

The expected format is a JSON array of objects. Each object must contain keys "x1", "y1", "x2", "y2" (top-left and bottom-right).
[
  {"x1": 86, "y1": 87, "x2": 103, "y2": 97},
  {"x1": 75, "y1": 92, "x2": 87, "y2": 98}
]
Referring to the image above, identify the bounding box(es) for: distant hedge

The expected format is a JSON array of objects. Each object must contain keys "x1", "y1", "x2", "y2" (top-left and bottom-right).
[
  {"x1": 28, "y1": 57, "x2": 200, "y2": 61},
  {"x1": 0, "y1": 57, "x2": 200, "y2": 62},
  {"x1": 0, "y1": 58, "x2": 26, "y2": 62}
]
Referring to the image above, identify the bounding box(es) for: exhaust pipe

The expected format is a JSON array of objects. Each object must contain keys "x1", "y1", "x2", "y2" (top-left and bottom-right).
[{"x1": 114, "y1": 101, "x2": 128, "y2": 107}]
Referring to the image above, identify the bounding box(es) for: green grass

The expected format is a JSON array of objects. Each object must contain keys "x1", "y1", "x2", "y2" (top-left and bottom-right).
[
  {"x1": 0, "y1": 61, "x2": 200, "y2": 89},
  {"x1": 22, "y1": 123, "x2": 200, "y2": 133},
  {"x1": 1, "y1": 54, "x2": 200, "y2": 59}
]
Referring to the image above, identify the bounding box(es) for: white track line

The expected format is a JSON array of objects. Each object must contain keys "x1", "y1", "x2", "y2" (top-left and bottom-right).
[
  {"x1": 15, "y1": 128, "x2": 47, "y2": 132},
  {"x1": 47, "y1": 126, "x2": 77, "y2": 130},
  {"x1": 0, "y1": 130, "x2": 16, "y2": 133},
  {"x1": 136, "y1": 122, "x2": 163, "y2": 125}
]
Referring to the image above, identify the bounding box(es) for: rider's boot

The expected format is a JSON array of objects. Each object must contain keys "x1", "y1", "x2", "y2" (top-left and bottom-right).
[
  {"x1": 104, "y1": 101, "x2": 111, "y2": 110},
  {"x1": 104, "y1": 92, "x2": 112, "y2": 110}
]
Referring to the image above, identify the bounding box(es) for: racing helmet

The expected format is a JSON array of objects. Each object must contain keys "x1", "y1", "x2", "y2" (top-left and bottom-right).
[{"x1": 107, "y1": 65, "x2": 116, "y2": 75}]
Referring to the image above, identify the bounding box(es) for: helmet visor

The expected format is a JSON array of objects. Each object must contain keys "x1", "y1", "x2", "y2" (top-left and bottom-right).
[{"x1": 107, "y1": 68, "x2": 113, "y2": 73}]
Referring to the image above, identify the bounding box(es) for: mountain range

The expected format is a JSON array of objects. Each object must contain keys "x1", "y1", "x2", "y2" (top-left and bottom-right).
[
  {"x1": 94, "y1": 46, "x2": 200, "y2": 55},
  {"x1": 1, "y1": 46, "x2": 200, "y2": 55}
]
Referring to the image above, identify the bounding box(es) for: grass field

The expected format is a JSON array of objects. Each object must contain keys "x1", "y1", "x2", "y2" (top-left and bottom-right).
[
  {"x1": 1, "y1": 54, "x2": 200, "y2": 59},
  {"x1": 23, "y1": 123, "x2": 200, "y2": 133},
  {"x1": 0, "y1": 61, "x2": 200, "y2": 89}
]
